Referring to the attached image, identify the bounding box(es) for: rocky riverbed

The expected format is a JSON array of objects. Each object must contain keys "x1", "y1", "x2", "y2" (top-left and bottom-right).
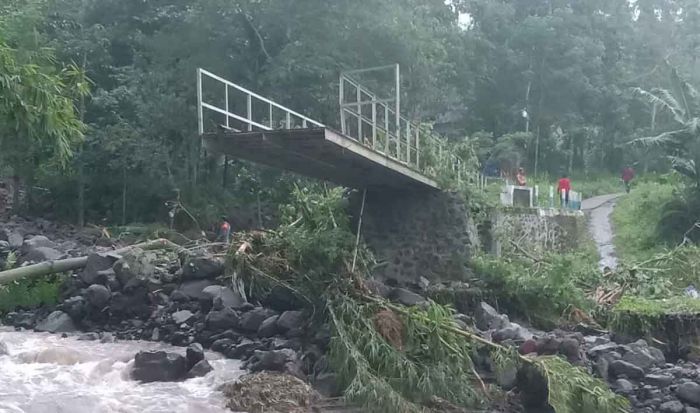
[{"x1": 3, "y1": 219, "x2": 700, "y2": 413}]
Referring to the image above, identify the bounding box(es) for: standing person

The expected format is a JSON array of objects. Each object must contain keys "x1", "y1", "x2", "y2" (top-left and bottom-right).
[
  {"x1": 557, "y1": 174, "x2": 571, "y2": 208},
  {"x1": 516, "y1": 167, "x2": 527, "y2": 186},
  {"x1": 218, "y1": 215, "x2": 231, "y2": 245},
  {"x1": 621, "y1": 166, "x2": 635, "y2": 193}
]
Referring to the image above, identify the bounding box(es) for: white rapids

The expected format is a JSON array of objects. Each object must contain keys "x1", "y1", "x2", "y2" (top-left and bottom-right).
[{"x1": 0, "y1": 328, "x2": 245, "y2": 413}]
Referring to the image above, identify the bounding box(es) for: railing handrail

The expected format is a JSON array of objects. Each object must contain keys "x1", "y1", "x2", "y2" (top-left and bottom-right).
[{"x1": 197, "y1": 68, "x2": 324, "y2": 134}]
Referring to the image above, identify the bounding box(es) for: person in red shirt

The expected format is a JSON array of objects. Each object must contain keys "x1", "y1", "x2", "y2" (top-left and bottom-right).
[
  {"x1": 218, "y1": 216, "x2": 231, "y2": 245},
  {"x1": 621, "y1": 166, "x2": 635, "y2": 193},
  {"x1": 557, "y1": 174, "x2": 571, "y2": 208}
]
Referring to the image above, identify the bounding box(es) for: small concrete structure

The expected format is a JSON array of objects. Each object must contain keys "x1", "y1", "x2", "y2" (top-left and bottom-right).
[{"x1": 203, "y1": 127, "x2": 439, "y2": 190}]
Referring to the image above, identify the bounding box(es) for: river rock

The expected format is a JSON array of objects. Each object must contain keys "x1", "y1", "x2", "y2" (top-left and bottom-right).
[
  {"x1": 178, "y1": 280, "x2": 216, "y2": 301},
  {"x1": 644, "y1": 373, "x2": 673, "y2": 387},
  {"x1": 187, "y1": 359, "x2": 214, "y2": 378},
  {"x1": 239, "y1": 308, "x2": 276, "y2": 332},
  {"x1": 262, "y1": 286, "x2": 304, "y2": 311},
  {"x1": 610, "y1": 360, "x2": 644, "y2": 379},
  {"x1": 172, "y1": 310, "x2": 194, "y2": 325},
  {"x1": 389, "y1": 288, "x2": 426, "y2": 307},
  {"x1": 659, "y1": 400, "x2": 684, "y2": 413},
  {"x1": 86, "y1": 284, "x2": 111, "y2": 308},
  {"x1": 182, "y1": 256, "x2": 224, "y2": 280},
  {"x1": 60, "y1": 296, "x2": 86, "y2": 320},
  {"x1": 20, "y1": 235, "x2": 56, "y2": 254},
  {"x1": 35, "y1": 311, "x2": 77, "y2": 333},
  {"x1": 677, "y1": 382, "x2": 700, "y2": 405},
  {"x1": 206, "y1": 307, "x2": 239, "y2": 331},
  {"x1": 250, "y1": 348, "x2": 297, "y2": 372},
  {"x1": 313, "y1": 372, "x2": 340, "y2": 397},
  {"x1": 475, "y1": 302, "x2": 509, "y2": 330},
  {"x1": 613, "y1": 379, "x2": 635, "y2": 392},
  {"x1": 23, "y1": 246, "x2": 62, "y2": 262},
  {"x1": 276, "y1": 311, "x2": 304, "y2": 333},
  {"x1": 7, "y1": 231, "x2": 23, "y2": 249},
  {"x1": 186, "y1": 343, "x2": 205, "y2": 369},
  {"x1": 202, "y1": 285, "x2": 246, "y2": 309},
  {"x1": 81, "y1": 252, "x2": 120, "y2": 285},
  {"x1": 257, "y1": 315, "x2": 280, "y2": 338},
  {"x1": 132, "y1": 351, "x2": 187, "y2": 382}
]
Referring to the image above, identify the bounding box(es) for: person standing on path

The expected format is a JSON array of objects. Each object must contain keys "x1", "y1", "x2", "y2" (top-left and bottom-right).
[
  {"x1": 218, "y1": 215, "x2": 231, "y2": 245},
  {"x1": 516, "y1": 167, "x2": 527, "y2": 186},
  {"x1": 622, "y1": 166, "x2": 635, "y2": 193},
  {"x1": 557, "y1": 174, "x2": 571, "y2": 208}
]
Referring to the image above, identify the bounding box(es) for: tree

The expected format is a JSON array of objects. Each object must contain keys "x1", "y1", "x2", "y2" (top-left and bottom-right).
[{"x1": 0, "y1": 2, "x2": 88, "y2": 209}]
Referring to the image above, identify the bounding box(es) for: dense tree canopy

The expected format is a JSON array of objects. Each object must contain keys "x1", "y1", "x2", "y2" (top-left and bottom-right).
[{"x1": 1, "y1": 0, "x2": 700, "y2": 225}]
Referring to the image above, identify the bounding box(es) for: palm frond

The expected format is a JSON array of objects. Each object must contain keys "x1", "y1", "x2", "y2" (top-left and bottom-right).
[
  {"x1": 633, "y1": 87, "x2": 686, "y2": 124},
  {"x1": 629, "y1": 129, "x2": 687, "y2": 147}
]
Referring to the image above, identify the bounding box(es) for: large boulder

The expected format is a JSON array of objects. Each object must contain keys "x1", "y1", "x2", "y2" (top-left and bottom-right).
[
  {"x1": 609, "y1": 360, "x2": 644, "y2": 379},
  {"x1": 250, "y1": 348, "x2": 297, "y2": 373},
  {"x1": 113, "y1": 248, "x2": 165, "y2": 291},
  {"x1": 276, "y1": 311, "x2": 305, "y2": 333},
  {"x1": 23, "y1": 246, "x2": 62, "y2": 262},
  {"x1": 172, "y1": 310, "x2": 194, "y2": 325},
  {"x1": 239, "y1": 308, "x2": 277, "y2": 332},
  {"x1": 35, "y1": 311, "x2": 77, "y2": 333},
  {"x1": 182, "y1": 256, "x2": 224, "y2": 280},
  {"x1": 81, "y1": 252, "x2": 120, "y2": 285},
  {"x1": 388, "y1": 288, "x2": 427, "y2": 307},
  {"x1": 6, "y1": 231, "x2": 23, "y2": 249},
  {"x1": 475, "y1": 302, "x2": 510, "y2": 331},
  {"x1": 132, "y1": 351, "x2": 187, "y2": 382},
  {"x1": 20, "y1": 235, "x2": 56, "y2": 254},
  {"x1": 186, "y1": 343, "x2": 205, "y2": 370},
  {"x1": 187, "y1": 359, "x2": 214, "y2": 378},
  {"x1": 263, "y1": 286, "x2": 304, "y2": 312},
  {"x1": 257, "y1": 315, "x2": 280, "y2": 338},
  {"x1": 177, "y1": 280, "x2": 217, "y2": 301},
  {"x1": 59, "y1": 296, "x2": 86, "y2": 321},
  {"x1": 206, "y1": 307, "x2": 240, "y2": 331},
  {"x1": 109, "y1": 291, "x2": 151, "y2": 319},
  {"x1": 677, "y1": 382, "x2": 700, "y2": 405},
  {"x1": 85, "y1": 284, "x2": 111, "y2": 308},
  {"x1": 202, "y1": 285, "x2": 246, "y2": 309}
]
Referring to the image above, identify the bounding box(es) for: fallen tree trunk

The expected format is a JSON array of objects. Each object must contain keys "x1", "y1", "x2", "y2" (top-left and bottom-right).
[{"x1": 0, "y1": 238, "x2": 186, "y2": 285}]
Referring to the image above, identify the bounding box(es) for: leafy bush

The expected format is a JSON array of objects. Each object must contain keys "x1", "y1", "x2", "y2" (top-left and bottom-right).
[
  {"x1": 0, "y1": 277, "x2": 63, "y2": 313},
  {"x1": 470, "y1": 252, "x2": 600, "y2": 327}
]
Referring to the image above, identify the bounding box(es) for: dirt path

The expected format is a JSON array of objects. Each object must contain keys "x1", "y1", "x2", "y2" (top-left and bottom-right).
[{"x1": 582, "y1": 193, "x2": 624, "y2": 270}]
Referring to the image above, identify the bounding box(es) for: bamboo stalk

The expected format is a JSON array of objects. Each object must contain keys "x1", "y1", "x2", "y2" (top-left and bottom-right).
[{"x1": 0, "y1": 238, "x2": 185, "y2": 285}]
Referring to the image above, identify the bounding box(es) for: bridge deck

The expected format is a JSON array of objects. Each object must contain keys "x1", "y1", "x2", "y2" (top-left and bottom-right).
[{"x1": 202, "y1": 127, "x2": 439, "y2": 190}]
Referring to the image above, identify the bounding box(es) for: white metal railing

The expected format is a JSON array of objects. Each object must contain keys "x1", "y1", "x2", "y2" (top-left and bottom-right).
[
  {"x1": 196, "y1": 66, "x2": 475, "y2": 187},
  {"x1": 197, "y1": 68, "x2": 324, "y2": 135},
  {"x1": 339, "y1": 65, "x2": 472, "y2": 183}
]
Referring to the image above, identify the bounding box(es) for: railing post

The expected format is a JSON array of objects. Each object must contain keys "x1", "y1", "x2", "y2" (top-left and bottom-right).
[
  {"x1": 356, "y1": 85, "x2": 362, "y2": 143},
  {"x1": 406, "y1": 121, "x2": 411, "y2": 165},
  {"x1": 302, "y1": 119, "x2": 307, "y2": 128},
  {"x1": 269, "y1": 104, "x2": 273, "y2": 128},
  {"x1": 246, "y1": 94, "x2": 252, "y2": 131},
  {"x1": 196, "y1": 68, "x2": 203, "y2": 135},
  {"x1": 395, "y1": 64, "x2": 400, "y2": 159},
  {"x1": 339, "y1": 75, "x2": 346, "y2": 134},
  {"x1": 286, "y1": 113, "x2": 291, "y2": 129},
  {"x1": 384, "y1": 105, "x2": 389, "y2": 154},
  {"x1": 371, "y1": 100, "x2": 377, "y2": 149},
  {"x1": 415, "y1": 125, "x2": 420, "y2": 170},
  {"x1": 224, "y1": 84, "x2": 229, "y2": 129}
]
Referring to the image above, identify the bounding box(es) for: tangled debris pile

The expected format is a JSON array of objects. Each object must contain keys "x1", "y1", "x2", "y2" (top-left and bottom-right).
[{"x1": 221, "y1": 372, "x2": 315, "y2": 413}]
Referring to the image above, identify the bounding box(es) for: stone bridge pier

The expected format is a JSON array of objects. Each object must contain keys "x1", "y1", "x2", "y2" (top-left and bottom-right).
[{"x1": 349, "y1": 189, "x2": 479, "y2": 289}]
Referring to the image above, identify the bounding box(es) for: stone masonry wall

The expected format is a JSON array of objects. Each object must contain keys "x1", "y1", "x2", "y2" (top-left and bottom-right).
[
  {"x1": 492, "y1": 208, "x2": 585, "y2": 256},
  {"x1": 350, "y1": 189, "x2": 478, "y2": 288}
]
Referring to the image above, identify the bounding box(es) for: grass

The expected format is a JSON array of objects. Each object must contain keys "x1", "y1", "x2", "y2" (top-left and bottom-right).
[
  {"x1": 614, "y1": 295, "x2": 700, "y2": 316},
  {"x1": 611, "y1": 180, "x2": 676, "y2": 261}
]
